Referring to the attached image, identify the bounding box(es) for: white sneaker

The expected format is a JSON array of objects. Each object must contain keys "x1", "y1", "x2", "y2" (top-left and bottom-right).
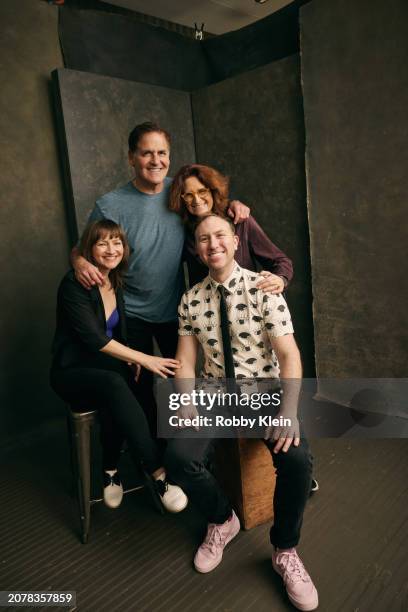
[
  {"x1": 103, "y1": 470, "x2": 123, "y2": 509},
  {"x1": 154, "y1": 478, "x2": 188, "y2": 513}
]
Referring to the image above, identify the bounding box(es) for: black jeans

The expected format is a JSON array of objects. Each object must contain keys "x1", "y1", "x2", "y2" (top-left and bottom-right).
[
  {"x1": 51, "y1": 360, "x2": 162, "y2": 474},
  {"x1": 165, "y1": 436, "x2": 313, "y2": 549},
  {"x1": 125, "y1": 316, "x2": 179, "y2": 440}
]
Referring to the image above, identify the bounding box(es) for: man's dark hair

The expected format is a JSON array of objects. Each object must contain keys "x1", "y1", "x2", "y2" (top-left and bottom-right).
[{"x1": 128, "y1": 122, "x2": 171, "y2": 152}]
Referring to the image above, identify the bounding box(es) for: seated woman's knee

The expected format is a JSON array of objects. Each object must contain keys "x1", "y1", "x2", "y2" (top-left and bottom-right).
[{"x1": 97, "y1": 370, "x2": 129, "y2": 395}]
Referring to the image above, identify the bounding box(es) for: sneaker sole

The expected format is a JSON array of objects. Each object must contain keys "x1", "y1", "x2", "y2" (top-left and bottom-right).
[
  {"x1": 272, "y1": 558, "x2": 318, "y2": 611},
  {"x1": 286, "y1": 592, "x2": 319, "y2": 612},
  {"x1": 194, "y1": 518, "x2": 241, "y2": 573},
  {"x1": 103, "y1": 487, "x2": 124, "y2": 509},
  {"x1": 103, "y1": 496, "x2": 123, "y2": 509},
  {"x1": 162, "y1": 496, "x2": 188, "y2": 514}
]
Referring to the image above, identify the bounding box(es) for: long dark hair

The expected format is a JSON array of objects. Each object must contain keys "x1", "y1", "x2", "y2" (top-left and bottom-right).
[{"x1": 79, "y1": 220, "x2": 130, "y2": 290}]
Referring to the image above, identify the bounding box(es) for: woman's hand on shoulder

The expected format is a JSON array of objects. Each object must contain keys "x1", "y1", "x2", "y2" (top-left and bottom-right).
[
  {"x1": 257, "y1": 271, "x2": 286, "y2": 294},
  {"x1": 137, "y1": 355, "x2": 181, "y2": 379},
  {"x1": 227, "y1": 200, "x2": 250, "y2": 224}
]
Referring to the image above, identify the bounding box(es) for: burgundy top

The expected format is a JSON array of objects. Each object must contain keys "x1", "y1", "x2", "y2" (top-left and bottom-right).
[{"x1": 184, "y1": 215, "x2": 293, "y2": 287}]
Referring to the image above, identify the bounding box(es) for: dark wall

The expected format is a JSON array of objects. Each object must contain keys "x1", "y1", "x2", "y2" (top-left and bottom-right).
[
  {"x1": 63, "y1": 0, "x2": 202, "y2": 38},
  {"x1": 203, "y1": 0, "x2": 310, "y2": 82},
  {"x1": 59, "y1": 2, "x2": 311, "y2": 90},
  {"x1": 54, "y1": 69, "x2": 195, "y2": 241},
  {"x1": 301, "y1": 0, "x2": 408, "y2": 377},
  {"x1": 59, "y1": 8, "x2": 211, "y2": 91},
  {"x1": 5, "y1": 0, "x2": 405, "y2": 445},
  {"x1": 0, "y1": 1, "x2": 68, "y2": 444},
  {"x1": 192, "y1": 56, "x2": 315, "y2": 376}
]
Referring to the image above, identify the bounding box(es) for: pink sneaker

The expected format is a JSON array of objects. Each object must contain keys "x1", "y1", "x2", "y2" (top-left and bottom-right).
[
  {"x1": 272, "y1": 548, "x2": 318, "y2": 611},
  {"x1": 194, "y1": 511, "x2": 240, "y2": 573}
]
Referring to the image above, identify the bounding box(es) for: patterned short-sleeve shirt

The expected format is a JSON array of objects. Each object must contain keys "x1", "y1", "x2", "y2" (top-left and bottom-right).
[{"x1": 178, "y1": 263, "x2": 294, "y2": 379}]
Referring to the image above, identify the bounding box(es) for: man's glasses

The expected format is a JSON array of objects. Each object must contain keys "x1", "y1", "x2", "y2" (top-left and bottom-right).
[{"x1": 181, "y1": 188, "x2": 211, "y2": 205}]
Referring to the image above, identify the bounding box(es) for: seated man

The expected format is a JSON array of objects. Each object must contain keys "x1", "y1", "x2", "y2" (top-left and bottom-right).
[{"x1": 165, "y1": 214, "x2": 318, "y2": 612}]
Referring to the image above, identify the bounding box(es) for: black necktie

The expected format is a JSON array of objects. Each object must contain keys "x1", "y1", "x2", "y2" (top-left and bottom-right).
[{"x1": 218, "y1": 285, "x2": 235, "y2": 380}]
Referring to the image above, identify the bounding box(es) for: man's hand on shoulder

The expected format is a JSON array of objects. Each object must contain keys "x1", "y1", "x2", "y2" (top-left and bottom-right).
[
  {"x1": 227, "y1": 199, "x2": 250, "y2": 224},
  {"x1": 73, "y1": 255, "x2": 104, "y2": 289}
]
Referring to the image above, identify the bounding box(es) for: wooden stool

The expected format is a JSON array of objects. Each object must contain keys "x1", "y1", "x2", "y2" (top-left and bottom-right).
[{"x1": 215, "y1": 438, "x2": 276, "y2": 530}]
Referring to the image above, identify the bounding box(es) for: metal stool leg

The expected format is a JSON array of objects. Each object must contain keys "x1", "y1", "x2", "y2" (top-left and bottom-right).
[
  {"x1": 68, "y1": 411, "x2": 96, "y2": 544},
  {"x1": 66, "y1": 415, "x2": 76, "y2": 499},
  {"x1": 66, "y1": 408, "x2": 161, "y2": 541}
]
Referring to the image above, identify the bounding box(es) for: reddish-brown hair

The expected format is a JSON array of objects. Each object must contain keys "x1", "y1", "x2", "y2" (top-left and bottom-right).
[
  {"x1": 79, "y1": 220, "x2": 130, "y2": 290},
  {"x1": 169, "y1": 164, "x2": 230, "y2": 228}
]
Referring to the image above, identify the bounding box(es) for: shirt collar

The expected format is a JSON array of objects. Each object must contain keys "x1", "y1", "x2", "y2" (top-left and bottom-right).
[{"x1": 209, "y1": 262, "x2": 242, "y2": 296}]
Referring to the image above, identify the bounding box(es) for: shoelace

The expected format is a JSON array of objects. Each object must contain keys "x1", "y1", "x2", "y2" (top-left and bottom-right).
[
  {"x1": 202, "y1": 524, "x2": 226, "y2": 553},
  {"x1": 155, "y1": 479, "x2": 169, "y2": 497},
  {"x1": 276, "y1": 550, "x2": 309, "y2": 583},
  {"x1": 104, "y1": 472, "x2": 121, "y2": 487}
]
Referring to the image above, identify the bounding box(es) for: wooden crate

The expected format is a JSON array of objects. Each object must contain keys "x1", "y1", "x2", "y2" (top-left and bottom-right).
[{"x1": 214, "y1": 438, "x2": 276, "y2": 530}]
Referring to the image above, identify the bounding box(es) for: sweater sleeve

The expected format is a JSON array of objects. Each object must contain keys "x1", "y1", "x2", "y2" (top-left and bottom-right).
[
  {"x1": 57, "y1": 276, "x2": 111, "y2": 352},
  {"x1": 247, "y1": 216, "x2": 294, "y2": 285},
  {"x1": 88, "y1": 201, "x2": 106, "y2": 223}
]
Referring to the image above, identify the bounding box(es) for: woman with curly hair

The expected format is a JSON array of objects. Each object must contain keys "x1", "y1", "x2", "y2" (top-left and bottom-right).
[{"x1": 169, "y1": 164, "x2": 293, "y2": 290}]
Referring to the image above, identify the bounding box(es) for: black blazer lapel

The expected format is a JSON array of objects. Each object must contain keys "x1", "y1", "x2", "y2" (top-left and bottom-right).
[{"x1": 89, "y1": 285, "x2": 106, "y2": 326}]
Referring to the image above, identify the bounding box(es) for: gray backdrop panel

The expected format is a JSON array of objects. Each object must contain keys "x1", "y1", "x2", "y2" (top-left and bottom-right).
[
  {"x1": 0, "y1": 1, "x2": 69, "y2": 444},
  {"x1": 59, "y1": 3, "x2": 310, "y2": 90},
  {"x1": 59, "y1": 8, "x2": 210, "y2": 91},
  {"x1": 203, "y1": 0, "x2": 310, "y2": 82},
  {"x1": 192, "y1": 55, "x2": 315, "y2": 376},
  {"x1": 301, "y1": 0, "x2": 408, "y2": 378},
  {"x1": 53, "y1": 68, "x2": 195, "y2": 241}
]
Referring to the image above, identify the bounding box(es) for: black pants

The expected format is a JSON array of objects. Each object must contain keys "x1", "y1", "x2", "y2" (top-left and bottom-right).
[
  {"x1": 165, "y1": 436, "x2": 312, "y2": 549},
  {"x1": 51, "y1": 360, "x2": 162, "y2": 474},
  {"x1": 125, "y1": 316, "x2": 179, "y2": 440}
]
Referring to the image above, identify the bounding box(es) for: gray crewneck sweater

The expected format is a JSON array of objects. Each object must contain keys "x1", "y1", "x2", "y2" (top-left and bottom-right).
[{"x1": 88, "y1": 177, "x2": 185, "y2": 322}]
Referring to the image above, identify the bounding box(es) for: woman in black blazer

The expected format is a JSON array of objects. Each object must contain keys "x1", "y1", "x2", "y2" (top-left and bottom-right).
[{"x1": 51, "y1": 220, "x2": 187, "y2": 513}]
